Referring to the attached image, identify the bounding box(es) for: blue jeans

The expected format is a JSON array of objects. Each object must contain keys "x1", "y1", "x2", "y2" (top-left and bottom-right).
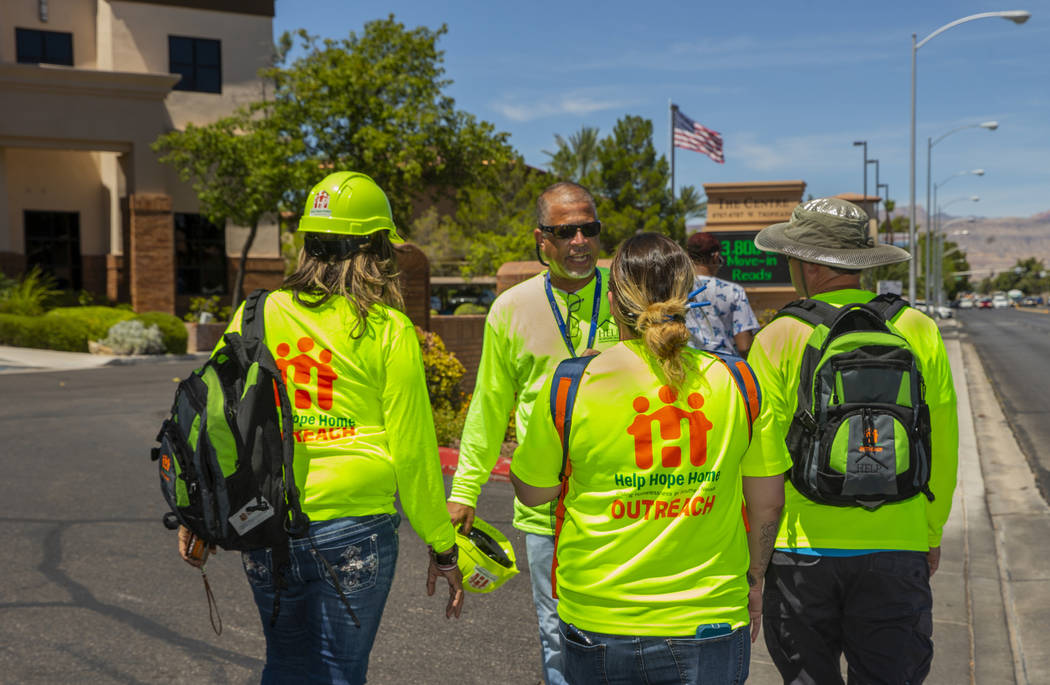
[
  {"x1": 526, "y1": 532, "x2": 568, "y2": 685},
  {"x1": 560, "y1": 621, "x2": 750, "y2": 685},
  {"x1": 241, "y1": 513, "x2": 400, "y2": 685}
]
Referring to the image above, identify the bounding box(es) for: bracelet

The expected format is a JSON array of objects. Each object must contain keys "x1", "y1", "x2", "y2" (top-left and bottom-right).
[{"x1": 430, "y1": 543, "x2": 458, "y2": 571}]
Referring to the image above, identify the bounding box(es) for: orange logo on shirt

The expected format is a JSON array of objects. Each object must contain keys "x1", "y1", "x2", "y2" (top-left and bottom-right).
[
  {"x1": 626, "y1": 386, "x2": 714, "y2": 469},
  {"x1": 275, "y1": 337, "x2": 338, "y2": 410}
]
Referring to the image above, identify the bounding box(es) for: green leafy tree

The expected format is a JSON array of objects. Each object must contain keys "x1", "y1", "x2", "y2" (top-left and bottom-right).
[
  {"x1": 265, "y1": 17, "x2": 514, "y2": 225},
  {"x1": 586, "y1": 115, "x2": 702, "y2": 249},
  {"x1": 543, "y1": 126, "x2": 600, "y2": 181},
  {"x1": 154, "y1": 107, "x2": 301, "y2": 307},
  {"x1": 423, "y1": 159, "x2": 550, "y2": 277},
  {"x1": 984, "y1": 257, "x2": 1048, "y2": 294}
]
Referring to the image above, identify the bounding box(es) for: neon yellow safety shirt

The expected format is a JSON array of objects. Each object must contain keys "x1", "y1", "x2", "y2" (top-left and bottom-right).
[
  {"x1": 511, "y1": 340, "x2": 791, "y2": 636},
  {"x1": 449, "y1": 269, "x2": 619, "y2": 535},
  {"x1": 223, "y1": 290, "x2": 456, "y2": 553},
  {"x1": 747, "y1": 289, "x2": 958, "y2": 551}
]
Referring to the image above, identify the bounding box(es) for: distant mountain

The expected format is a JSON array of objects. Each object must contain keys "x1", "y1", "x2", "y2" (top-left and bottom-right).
[{"x1": 890, "y1": 206, "x2": 1050, "y2": 277}]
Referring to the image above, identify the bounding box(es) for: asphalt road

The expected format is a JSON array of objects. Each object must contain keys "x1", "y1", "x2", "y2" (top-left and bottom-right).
[
  {"x1": 0, "y1": 361, "x2": 543, "y2": 684},
  {"x1": 956, "y1": 307, "x2": 1050, "y2": 505}
]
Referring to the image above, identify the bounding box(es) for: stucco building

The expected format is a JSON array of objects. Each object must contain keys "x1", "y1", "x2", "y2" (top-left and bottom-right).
[{"x1": 0, "y1": 0, "x2": 281, "y2": 314}]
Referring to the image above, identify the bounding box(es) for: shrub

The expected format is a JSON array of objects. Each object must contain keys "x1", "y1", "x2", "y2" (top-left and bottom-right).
[
  {"x1": 0, "y1": 312, "x2": 94, "y2": 352},
  {"x1": 45, "y1": 306, "x2": 135, "y2": 340},
  {"x1": 0, "y1": 266, "x2": 59, "y2": 316},
  {"x1": 133, "y1": 311, "x2": 188, "y2": 354},
  {"x1": 183, "y1": 295, "x2": 232, "y2": 323},
  {"x1": 101, "y1": 319, "x2": 166, "y2": 355},
  {"x1": 416, "y1": 327, "x2": 468, "y2": 446},
  {"x1": 452, "y1": 302, "x2": 487, "y2": 316}
]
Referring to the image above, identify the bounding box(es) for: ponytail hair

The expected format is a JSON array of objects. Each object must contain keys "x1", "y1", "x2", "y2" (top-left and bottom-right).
[{"x1": 609, "y1": 232, "x2": 694, "y2": 386}]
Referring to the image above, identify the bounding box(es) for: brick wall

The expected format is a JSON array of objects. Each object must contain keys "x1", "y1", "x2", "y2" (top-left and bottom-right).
[
  {"x1": 430, "y1": 314, "x2": 485, "y2": 392},
  {"x1": 232, "y1": 256, "x2": 285, "y2": 296},
  {"x1": 106, "y1": 254, "x2": 127, "y2": 303},
  {"x1": 81, "y1": 255, "x2": 107, "y2": 297},
  {"x1": 128, "y1": 193, "x2": 175, "y2": 314},
  {"x1": 396, "y1": 243, "x2": 430, "y2": 330}
]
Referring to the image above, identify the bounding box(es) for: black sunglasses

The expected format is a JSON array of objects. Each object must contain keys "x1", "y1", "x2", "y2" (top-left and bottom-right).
[{"x1": 539, "y1": 220, "x2": 601, "y2": 240}]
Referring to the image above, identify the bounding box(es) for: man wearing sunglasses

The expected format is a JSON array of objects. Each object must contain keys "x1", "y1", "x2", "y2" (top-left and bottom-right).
[
  {"x1": 448, "y1": 181, "x2": 618, "y2": 685},
  {"x1": 684, "y1": 231, "x2": 760, "y2": 357}
]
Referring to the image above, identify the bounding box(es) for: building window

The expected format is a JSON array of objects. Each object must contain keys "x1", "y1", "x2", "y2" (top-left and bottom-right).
[
  {"x1": 175, "y1": 213, "x2": 227, "y2": 295},
  {"x1": 169, "y1": 36, "x2": 221, "y2": 93},
  {"x1": 24, "y1": 211, "x2": 82, "y2": 290},
  {"x1": 15, "y1": 28, "x2": 74, "y2": 66}
]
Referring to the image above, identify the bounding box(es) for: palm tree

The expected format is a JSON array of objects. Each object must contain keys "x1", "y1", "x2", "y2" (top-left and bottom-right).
[{"x1": 543, "y1": 126, "x2": 600, "y2": 181}]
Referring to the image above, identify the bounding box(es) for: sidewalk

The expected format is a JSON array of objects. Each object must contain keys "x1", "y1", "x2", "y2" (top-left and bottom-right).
[
  {"x1": 1, "y1": 328, "x2": 1048, "y2": 683},
  {"x1": 0, "y1": 344, "x2": 207, "y2": 374}
]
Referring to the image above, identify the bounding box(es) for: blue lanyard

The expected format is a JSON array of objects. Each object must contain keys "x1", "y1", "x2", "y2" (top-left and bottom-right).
[{"x1": 544, "y1": 269, "x2": 601, "y2": 358}]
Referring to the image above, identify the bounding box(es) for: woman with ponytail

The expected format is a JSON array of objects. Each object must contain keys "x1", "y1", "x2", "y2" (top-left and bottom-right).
[{"x1": 510, "y1": 232, "x2": 788, "y2": 685}]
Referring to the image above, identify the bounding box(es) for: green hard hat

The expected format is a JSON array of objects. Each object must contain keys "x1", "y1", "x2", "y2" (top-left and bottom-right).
[
  {"x1": 298, "y1": 171, "x2": 404, "y2": 243},
  {"x1": 457, "y1": 517, "x2": 519, "y2": 593}
]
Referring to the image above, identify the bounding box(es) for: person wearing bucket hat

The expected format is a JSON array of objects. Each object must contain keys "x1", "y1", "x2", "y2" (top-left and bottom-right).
[
  {"x1": 684, "y1": 232, "x2": 760, "y2": 357},
  {"x1": 747, "y1": 197, "x2": 958, "y2": 684},
  {"x1": 187, "y1": 171, "x2": 463, "y2": 683},
  {"x1": 447, "y1": 181, "x2": 619, "y2": 685}
]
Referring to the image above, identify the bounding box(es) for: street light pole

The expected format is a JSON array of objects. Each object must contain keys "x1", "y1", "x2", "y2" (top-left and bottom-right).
[
  {"x1": 933, "y1": 196, "x2": 979, "y2": 308},
  {"x1": 924, "y1": 121, "x2": 996, "y2": 304},
  {"x1": 853, "y1": 141, "x2": 868, "y2": 201},
  {"x1": 907, "y1": 10, "x2": 1030, "y2": 305},
  {"x1": 877, "y1": 182, "x2": 890, "y2": 244},
  {"x1": 868, "y1": 158, "x2": 880, "y2": 225},
  {"x1": 928, "y1": 170, "x2": 984, "y2": 305},
  {"x1": 936, "y1": 217, "x2": 976, "y2": 308}
]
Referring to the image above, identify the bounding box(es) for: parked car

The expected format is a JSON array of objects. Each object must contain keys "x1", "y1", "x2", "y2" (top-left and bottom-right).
[
  {"x1": 977, "y1": 298, "x2": 993, "y2": 309},
  {"x1": 992, "y1": 295, "x2": 1010, "y2": 309},
  {"x1": 1021, "y1": 296, "x2": 1039, "y2": 307},
  {"x1": 958, "y1": 299, "x2": 975, "y2": 309},
  {"x1": 936, "y1": 305, "x2": 954, "y2": 319}
]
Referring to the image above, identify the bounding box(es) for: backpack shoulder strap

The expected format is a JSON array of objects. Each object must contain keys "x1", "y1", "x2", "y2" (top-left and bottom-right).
[
  {"x1": 865, "y1": 292, "x2": 908, "y2": 321},
  {"x1": 775, "y1": 298, "x2": 839, "y2": 328},
  {"x1": 242, "y1": 289, "x2": 270, "y2": 343},
  {"x1": 549, "y1": 355, "x2": 597, "y2": 478},
  {"x1": 547, "y1": 354, "x2": 596, "y2": 600},
  {"x1": 711, "y1": 352, "x2": 761, "y2": 443}
]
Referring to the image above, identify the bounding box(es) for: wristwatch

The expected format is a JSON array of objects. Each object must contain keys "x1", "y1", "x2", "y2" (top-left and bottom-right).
[{"x1": 432, "y1": 544, "x2": 459, "y2": 569}]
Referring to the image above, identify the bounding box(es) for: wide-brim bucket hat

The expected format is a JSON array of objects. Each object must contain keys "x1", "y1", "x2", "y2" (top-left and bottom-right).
[{"x1": 755, "y1": 197, "x2": 910, "y2": 269}]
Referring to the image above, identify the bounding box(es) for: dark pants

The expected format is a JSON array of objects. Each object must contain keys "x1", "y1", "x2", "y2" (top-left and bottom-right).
[{"x1": 762, "y1": 551, "x2": 933, "y2": 685}]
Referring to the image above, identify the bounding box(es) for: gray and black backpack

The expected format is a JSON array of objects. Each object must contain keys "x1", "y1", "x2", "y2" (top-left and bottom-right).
[{"x1": 777, "y1": 294, "x2": 934, "y2": 511}]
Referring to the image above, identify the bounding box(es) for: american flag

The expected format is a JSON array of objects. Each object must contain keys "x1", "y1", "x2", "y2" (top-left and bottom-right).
[{"x1": 673, "y1": 108, "x2": 724, "y2": 164}]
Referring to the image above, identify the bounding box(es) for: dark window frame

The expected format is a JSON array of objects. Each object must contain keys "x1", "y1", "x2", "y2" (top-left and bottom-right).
[
  {"x1": 168, "y1": 35, "x2": 222, "y2": 93},
  {"x1": 24, "y1": 210, "x2": 82, "y2": 290},
  {"x1": 15, "y1": 27, "x2": 74, "y2": 66},
  {"x1": 175, "y1": 213, "x2": 228, "y2": 296}
]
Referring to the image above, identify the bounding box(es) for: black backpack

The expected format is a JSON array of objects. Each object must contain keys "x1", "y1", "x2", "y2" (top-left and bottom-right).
[
  {"x1": 152, "y1": 290, "x2": 309, "y2": 620},
  {"x1": 777, "y1": 295, "x2": 934, "y2": 511}
]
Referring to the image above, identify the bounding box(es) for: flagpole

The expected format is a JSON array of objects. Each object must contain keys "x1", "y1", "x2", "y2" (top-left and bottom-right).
[{"x1": 669, "y1": 100, "x2": 676, "y2": 202}]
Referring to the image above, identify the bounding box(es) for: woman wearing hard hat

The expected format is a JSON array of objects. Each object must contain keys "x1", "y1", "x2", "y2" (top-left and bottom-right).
[
  {"x1": 181, "y1": 171, "x2": 463, "y2": 684},
  {"x1": 510, "y1": 232, "x2": 787, "y2": 685}
]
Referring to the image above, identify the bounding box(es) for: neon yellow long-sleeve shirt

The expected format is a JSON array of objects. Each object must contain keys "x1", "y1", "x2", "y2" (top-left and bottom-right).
[
  {"x1": 449, "y1": 270, "x2": 619, "y2": 534},
  {"x1": 224, "y1": 290, "x2": 456, "y2": 553},
  {"x1": 748, "y1": 289, "x2": 958, "y2": 551}
]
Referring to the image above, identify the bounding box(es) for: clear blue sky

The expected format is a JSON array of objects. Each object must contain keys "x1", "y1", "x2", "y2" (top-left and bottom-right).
[{"x1": 273, "y1": 0, "x2": 1050, "y2": 220}]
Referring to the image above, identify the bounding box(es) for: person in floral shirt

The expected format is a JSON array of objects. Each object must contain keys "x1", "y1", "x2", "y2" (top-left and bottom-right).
[{"x1": 684, "y1": 232, "x2": 760, "y2": 357}]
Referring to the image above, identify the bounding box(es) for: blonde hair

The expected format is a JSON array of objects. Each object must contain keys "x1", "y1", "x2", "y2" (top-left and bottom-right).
[
  {"x1": 609, "y1": 232, "x2": 694, "y2": 386},
  {"x1": 283, "y1": 232, "x2": 404, "y2": 339}
]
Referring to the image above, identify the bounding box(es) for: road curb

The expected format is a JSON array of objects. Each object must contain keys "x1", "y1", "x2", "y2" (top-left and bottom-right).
[{"x1": 962, "y1": 341, "x2": 1050, "y2": 685}]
